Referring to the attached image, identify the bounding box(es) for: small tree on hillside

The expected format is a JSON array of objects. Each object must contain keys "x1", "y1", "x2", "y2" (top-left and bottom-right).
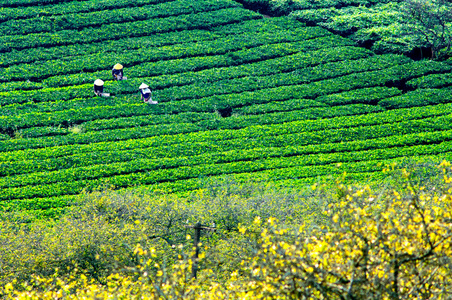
[{"x1": 402, "y1": 0, "x2": 452, "y2": 59}]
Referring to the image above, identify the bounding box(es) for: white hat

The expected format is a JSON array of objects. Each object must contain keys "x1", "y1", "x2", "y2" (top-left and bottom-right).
[
  {"x1": 94, "y1": 79, "x2": 104, "y2": 86},
  {"x1": 139, "y1": 83, "x2": 149, "y2": 89}
]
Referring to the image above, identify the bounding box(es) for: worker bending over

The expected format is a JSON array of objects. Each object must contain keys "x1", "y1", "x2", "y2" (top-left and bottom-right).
[
  {"x1": 93, "y1": 79, "x2": 111, "y2": 97},
  {"x1": 93, "y1": 79, "x2": 104, "y2": 96},
  {"x1": 139, "y1": 83, "x2": 157, "y2": 104},
  {"x1": 112, "y1": 63, "x2": 124, "y2": 80}
]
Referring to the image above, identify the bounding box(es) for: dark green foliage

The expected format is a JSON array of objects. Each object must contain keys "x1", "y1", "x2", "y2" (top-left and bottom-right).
[{"x1": 246, "y1": 0, "x2": 451, "y2": 58}]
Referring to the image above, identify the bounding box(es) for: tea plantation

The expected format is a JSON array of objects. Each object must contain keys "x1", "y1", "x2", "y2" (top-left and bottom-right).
[{"x1": 1, "y1": 0, "x2": 452, "y2": 218}]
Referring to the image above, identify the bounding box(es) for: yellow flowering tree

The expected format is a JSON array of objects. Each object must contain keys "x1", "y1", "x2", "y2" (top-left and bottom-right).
[{"x1": 232, "y1": 163, "x2": 452, "y2": 299}]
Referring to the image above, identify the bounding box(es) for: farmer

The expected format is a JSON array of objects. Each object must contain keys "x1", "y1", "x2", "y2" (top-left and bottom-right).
[
  {"x1": 139, "y1": 83, "x2": 157, "y2": 104},
  {"x1": 112, "y1": 63, "x2": 124, "y2": 80},
  {"x1": 93, "y1": 79, "x2": 104, "y2": 96}
]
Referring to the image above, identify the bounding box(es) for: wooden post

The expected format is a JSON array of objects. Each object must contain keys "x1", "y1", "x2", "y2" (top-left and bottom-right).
[
  {"x1": 192, "y1": 222, "x2": 201, "y2": 279},
  {"x1": 184, "y1": 222, "x2": 216, "y2": 279}
]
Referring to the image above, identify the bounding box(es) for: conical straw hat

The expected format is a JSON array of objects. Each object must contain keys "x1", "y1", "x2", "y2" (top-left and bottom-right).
[
  {"x1": 94, "y1": 79, "x2": 104, "y2": 86},
  {"x1": 113, "y1": 63, "x2": 123, "y2": 70},
  {"x1": 139, "y1": 83, "x2": 149, "y2": 89}
]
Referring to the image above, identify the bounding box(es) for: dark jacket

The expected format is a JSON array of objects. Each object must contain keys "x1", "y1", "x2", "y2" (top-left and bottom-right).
[
  {"x1": 140, "y1": 88, "x2": 151, "y2": 100},
  {"x1": 112, "y1": 68, "x2": 123, "y2": 80},
  {"x1": 94, "y1": 84, "x2": 104, "y2": 96}
]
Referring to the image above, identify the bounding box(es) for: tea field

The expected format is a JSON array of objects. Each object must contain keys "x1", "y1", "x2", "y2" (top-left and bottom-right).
[{"x1": 1, "y1": 0, "x2": 452, "y2": 218}]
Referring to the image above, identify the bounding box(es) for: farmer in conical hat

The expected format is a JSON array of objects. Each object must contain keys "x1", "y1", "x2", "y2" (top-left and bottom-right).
[
  {"x1": 139, "y1": 83, "x2": 157, "y2": 104},
  {"x1": 93, "y1": 79, "x2": 104, "y2": 96},
  {"x1": 112, "y1": 63, "x2": 124, "y2": 80}
]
